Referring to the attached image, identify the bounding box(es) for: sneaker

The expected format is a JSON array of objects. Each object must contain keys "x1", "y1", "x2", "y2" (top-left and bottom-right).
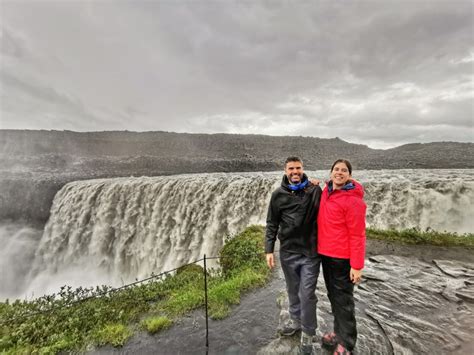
[
  {"x1": 300, "y1": 331, "x2": 313, "y2": 355},
  {"x1": 278, "y1": 318, "x2": 301, "y2": 336},
  {"x1": 321, "y1": 332, "x2": 337, "y2": 348},
  {"x1": 333, "y1": 343, "x2": 351, "y2": 355}
]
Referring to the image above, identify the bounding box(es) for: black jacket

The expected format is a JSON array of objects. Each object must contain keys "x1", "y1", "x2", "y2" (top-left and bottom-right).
[{"x1": 265, "y1": 174, "x2": 322, "y2": 257}]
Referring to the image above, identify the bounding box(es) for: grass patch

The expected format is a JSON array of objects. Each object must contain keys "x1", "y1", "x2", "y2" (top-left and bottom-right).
[
  {"x1": 367, "y1": 227, "x2": 474, "y2": 247},
  {"x1": 94, "y1": 323, "x2": 132, "y2": 347},
  {"x1": 141, "y1": 316, "x2": 172, "y2": 334},
  {"x1": 0, "y1": 225, "x2": 269, "y2": 354},
  {"x1": 208, "y1": 267, "x2": 268, "y2": 319},
  {"x1": 158, "y1": 285, "x2": 204, "y2": 316},
  {"x1": 220, "y1": 225, "x2": 267, "y2": 276}
]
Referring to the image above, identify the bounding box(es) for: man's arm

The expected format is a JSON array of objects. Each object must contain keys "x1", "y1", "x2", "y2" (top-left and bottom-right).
[
  {"x1": 266, "y1": 253, "x2": 275, "y2": 268},
  {"x1": 265, "y1": 192, "x2": 280, "y2": 268}
]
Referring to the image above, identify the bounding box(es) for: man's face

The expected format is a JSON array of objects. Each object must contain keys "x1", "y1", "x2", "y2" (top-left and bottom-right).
[{"x1": 285, "y1": 161, "x2": 304, "y2": 184}]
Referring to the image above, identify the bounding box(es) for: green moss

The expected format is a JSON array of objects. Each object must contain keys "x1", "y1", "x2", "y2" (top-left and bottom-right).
[
  {"x1": 176, "y1": 263, "x2": 204, "y2": 275},
  {"x1": 38, "y1": 336, "x2": 75, "y2": 354},
  {"x1": 159, "y1": 287, "x2": 204, "y2": 315},
  {"x1": 208, "y1": 268, "x2": 267, "y2": 319},
  {"x1": 367, "y1": 227, "x2": 474, "y2": 247},
  {"x1": 94, "y1": 323, "x2": 132, "y2": 347},
  {"x1": 141, "y1": 316, "x2": 172, "y2": 334},
  {"x1": 219, "y1": 225, "x2": 266, "y2": 276}
]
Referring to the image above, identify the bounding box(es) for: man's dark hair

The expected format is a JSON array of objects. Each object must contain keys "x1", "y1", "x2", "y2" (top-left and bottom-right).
[
  {"x1": 330, "y1": 159, "x2": 352, "y2": 175},
  {"x1": 285, "y1": 156, "x2": 303, "y2": 166}
]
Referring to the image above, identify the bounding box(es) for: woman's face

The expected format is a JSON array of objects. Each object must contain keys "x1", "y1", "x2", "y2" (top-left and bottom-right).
[{"x1": 331, "y1": 162, "x2": 351, "y2": 189}]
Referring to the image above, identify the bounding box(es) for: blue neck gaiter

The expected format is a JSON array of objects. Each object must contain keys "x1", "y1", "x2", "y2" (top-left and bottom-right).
[{"x1": 287, "y1": 178, "x2": 309, "y2": 191}]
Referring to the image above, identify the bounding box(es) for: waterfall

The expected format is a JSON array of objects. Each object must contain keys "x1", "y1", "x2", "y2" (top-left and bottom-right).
[
  {"x1": 26, "y1": 173, "x2": 278, "y2": 296},
  {"x1": 4, "y1": 169, "x2": 473, "y2": 299},
  {"x1": 356, "y1": 169, "x2": 474, "y2": 233}
]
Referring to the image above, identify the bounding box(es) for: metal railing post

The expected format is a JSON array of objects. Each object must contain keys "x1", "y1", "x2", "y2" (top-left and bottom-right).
[{"x1": 204, "y1": 254, "x2": 209, "y2": 351}]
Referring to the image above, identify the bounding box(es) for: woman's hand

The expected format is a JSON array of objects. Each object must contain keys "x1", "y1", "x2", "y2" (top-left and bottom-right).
[
  {"x1": 350, "y1": 268, "x2": 363, "y2": 284},
  {"x1": 310, "y1": 178, "x2": 320, "y2": 185}
]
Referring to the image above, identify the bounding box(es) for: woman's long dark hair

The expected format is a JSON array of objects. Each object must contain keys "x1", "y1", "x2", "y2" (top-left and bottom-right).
[{"x1": 330, "y1": 159, "x2": 352, "y2": 175}]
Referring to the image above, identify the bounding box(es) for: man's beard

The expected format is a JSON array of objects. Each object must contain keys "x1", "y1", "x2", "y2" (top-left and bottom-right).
[{"x1": 288, "y1": 173, "x2": 303, "y2": 184}]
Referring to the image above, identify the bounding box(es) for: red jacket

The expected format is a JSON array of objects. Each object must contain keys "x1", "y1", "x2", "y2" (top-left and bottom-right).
[{"x1": 317, "y1": 180, "x2": 367, "y2": 269}]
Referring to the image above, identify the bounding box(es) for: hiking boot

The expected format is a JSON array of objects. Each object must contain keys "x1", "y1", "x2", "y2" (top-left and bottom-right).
[
  {"x1": 300, "y1": 331, "x2": 314, "y2": 355},
  {"x1": 321, "y1": 332, "x2": 337, "y2": 348},
  {"x1": 278, "y1": 318, "x2": 301, "y2": 336},
  {"x1": 334, "y1": 343, "x2": 351, "y2": 355}
]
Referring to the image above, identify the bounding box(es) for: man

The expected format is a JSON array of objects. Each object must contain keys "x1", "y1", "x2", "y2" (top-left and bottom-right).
[{"x1": 265, "y1": 156, "x2": 322, "y2": 354}]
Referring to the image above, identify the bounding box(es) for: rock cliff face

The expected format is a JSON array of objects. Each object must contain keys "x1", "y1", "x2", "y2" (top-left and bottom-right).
[
  {"x1": 1, "y1": 130, "x2": 473, "y2": 172},
  {"x1": 1, "y1": 130, "x2": 473, "y2": 225}
]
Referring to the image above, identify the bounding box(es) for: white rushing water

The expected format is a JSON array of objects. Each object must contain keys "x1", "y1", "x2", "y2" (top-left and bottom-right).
[
  {"x1": 2, "y1": 169, "x2": 473, "y2": 299},
  {"x1": 0, "y1": 224, "x2": 42, "y2": 299}
]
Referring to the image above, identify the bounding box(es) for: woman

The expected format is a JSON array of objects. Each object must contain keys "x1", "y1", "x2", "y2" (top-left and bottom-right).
[{"x1": 317, "y1": 159, "x2": 366, "y2": 355}]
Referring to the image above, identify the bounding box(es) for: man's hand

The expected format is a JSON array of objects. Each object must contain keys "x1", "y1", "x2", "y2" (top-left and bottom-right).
[
  {"x1": 350, "y1": 268, "x2": 363, "y2": 284},
  {"x1": 266, "y1": 253, "x2": 275, "y2": 269}
]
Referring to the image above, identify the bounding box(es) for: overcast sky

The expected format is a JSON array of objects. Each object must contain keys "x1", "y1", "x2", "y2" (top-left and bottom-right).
[{"x1": 0, "y1": 0, "x2": 472, "y2": 149}]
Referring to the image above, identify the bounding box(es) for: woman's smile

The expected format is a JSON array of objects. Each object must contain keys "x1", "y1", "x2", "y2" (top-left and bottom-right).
[{"x1": 331, "y1": 162, "x2": 351, "y2": 188}]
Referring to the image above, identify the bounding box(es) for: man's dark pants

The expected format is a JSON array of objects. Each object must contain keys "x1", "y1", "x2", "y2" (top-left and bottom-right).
[
  {"x1": 280, "y1": 250, "x2": 321, "y2": 336},
  {"x1": 321, "y1": 255, "x2": 357, "y2": 351}
]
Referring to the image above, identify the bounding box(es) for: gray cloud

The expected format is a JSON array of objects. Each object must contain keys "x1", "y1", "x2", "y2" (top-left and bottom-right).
[
  {"x1": 0, "y1": 0, "x2": 472, "y2": 148},
  {"x1": 0, "y1": 71, "x2": 119, "y2": 130},
  {"x1": 0, "y1": 27, "x2": 25, "y2": 58}
]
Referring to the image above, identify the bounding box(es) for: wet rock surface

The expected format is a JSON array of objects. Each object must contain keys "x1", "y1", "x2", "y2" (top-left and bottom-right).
[
  {"x1": 92, "y1": 249, "x2": 474, "y2": 355},
  {"x1": 259, "y1": 255, "x2": 474, "y2": 355}
]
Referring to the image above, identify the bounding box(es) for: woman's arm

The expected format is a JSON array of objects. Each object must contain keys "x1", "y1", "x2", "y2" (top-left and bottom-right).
[{"x1": 345, "y1": 197, "x2": 367, "y2": 270}]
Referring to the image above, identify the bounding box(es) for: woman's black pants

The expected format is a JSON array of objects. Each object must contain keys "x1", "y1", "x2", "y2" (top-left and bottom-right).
[{"x1": 321, "y1": 255, "x2": 357, "y2": 351}]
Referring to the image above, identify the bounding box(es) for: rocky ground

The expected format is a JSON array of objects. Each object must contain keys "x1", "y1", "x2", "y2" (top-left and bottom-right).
[{"x1": 92, "y1": 240, "x2": 474, "y2": 355}]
